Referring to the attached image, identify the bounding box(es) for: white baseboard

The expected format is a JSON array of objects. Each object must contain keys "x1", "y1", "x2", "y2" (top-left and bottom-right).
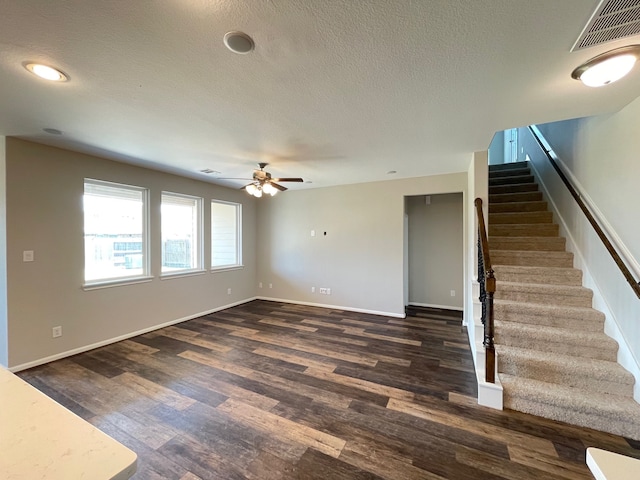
[
  {"x1": 530, "y1": 160, "x2": 640, "y2": 402},
  {"x1": 408, "y1": 302, "x2": 463, "y2": 312},
  {"x1": 9, "y1": 297, "x2": 257, "y2": 373},
  {"x1": 477, "y1": 369, "x2": 503, "y2": 409},
  {"x1": 257, "y1": 296, "x2": 406, "y2": 318}
]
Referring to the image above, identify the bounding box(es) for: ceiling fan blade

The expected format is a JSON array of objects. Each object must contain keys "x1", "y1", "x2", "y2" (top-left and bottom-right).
[
  {"x1": 273, "y1": 177, "x2": 303, "y2": 182},
  {"x1": 270, "y1": 182, "x2": 288, "y2": 191}
]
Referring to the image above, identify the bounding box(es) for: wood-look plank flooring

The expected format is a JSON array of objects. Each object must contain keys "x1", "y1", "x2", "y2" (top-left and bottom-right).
[{"x1": 18, "y1": 300, "x2": 640, "y2": 479}]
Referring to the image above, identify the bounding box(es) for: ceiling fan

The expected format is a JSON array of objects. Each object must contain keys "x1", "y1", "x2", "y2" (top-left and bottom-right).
[{"x1": 240, "y1": 163, "x2": 303, "y2": 197}]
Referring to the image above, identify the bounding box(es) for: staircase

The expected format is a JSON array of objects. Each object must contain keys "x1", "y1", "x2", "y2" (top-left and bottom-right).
[{"x1": 488, "y1": 161, "x2": 640, "y2": 440}]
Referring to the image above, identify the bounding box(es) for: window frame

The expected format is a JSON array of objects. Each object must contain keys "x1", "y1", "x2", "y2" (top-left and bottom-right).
[
  {"x1": 83, "y1": 178, "x2": 151, "y2": 288},
  {"x1": 210, "y1": 199, "x2": 242, "y2": 271},
  {"x1": 160, "y1": 191, "x2": 204, "y2": 277}
]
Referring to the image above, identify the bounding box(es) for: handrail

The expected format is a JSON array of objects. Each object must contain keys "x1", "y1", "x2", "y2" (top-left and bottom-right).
[
  {"x1": 528, "y1": 126, "x2": 640, "y2": 300},
  {"x1": 474, "y1": 198, "x2": 495, "y2": 384}
]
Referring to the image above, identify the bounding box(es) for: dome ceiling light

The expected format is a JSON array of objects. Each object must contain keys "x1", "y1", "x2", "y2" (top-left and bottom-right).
[
  {"x1": 24, "y1": 63, "x2": 68, "y2": 82},
  {"x1": 571, "y1": 45, "x2": 640, "y2": 87}
]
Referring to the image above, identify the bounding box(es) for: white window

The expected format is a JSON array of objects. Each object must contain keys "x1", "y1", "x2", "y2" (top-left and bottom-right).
[
  {"x1": 84, "y1": 179, "x2": 149, "y2": 284},
  {"x1": 161, "y1": 192, "x2": 202, "y2": 274},
  {"x1": 211, "y1": 200, "x2": 241, "y2": 269}
]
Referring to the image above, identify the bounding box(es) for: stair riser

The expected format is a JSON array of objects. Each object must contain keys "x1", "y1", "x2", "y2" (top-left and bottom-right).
[
  {"x1": 490, "y1": 238, "x2": 566, "y2": 252},
  {"x1": 489, "y1": 175, "x2": 535, "y2": 186},
  {"x1": 494, "y1": 334, "x2": 616, "y2": 361},
  {"x1": 489, "y1": 168, "x2": 531, "y2": 178},
  {"x1": 492, "y1": 253, "x2": 573, "y2": 268},
  {"x1": 505, "y1": 395, "x2": 640, "y2": 440},
  {"x1": 490, "y1": 184, "x2": 539, "y2": 194},
  {"x1": 489, "y1": 225, "x2": 558, "y2": 237},
  {"x1": 489, "y1": 162, "x2": 529, "y2": 172},
  {"x1": 489, "y1": 202, "x2": 547, "y2": 213},
  {"x1": 498, "y1": 361, "x2": 633, "y2": 397},
  {"x1": 490, "y1": 192, "x2": 543, "y2": 203},
  {"x1": 490, "y1": 212, "x2": 553, "y2": 224},
  {"x1": 495, "y1": 271, "x2": 581, "y2": 285},
  {"x1": 494, "y1": 311, "x2": 603, "y2": 331},
  {"x1": 494, "y1": 303, "x2": 604, "y2": 329},
  {"x1": 495, "y1": 290, "x2": 592, "y2": 307}
]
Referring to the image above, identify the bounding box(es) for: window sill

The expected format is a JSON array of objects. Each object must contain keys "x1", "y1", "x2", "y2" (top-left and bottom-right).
[
  {"x1": 210, "y1": 265, "x2": 244, "y2": 273},
  {"x1": 83, "y1": 276, "x2": 154, "y2": 291},
  {"x1": 160, "y1": 270, "x2": 207, "y2": 280}
]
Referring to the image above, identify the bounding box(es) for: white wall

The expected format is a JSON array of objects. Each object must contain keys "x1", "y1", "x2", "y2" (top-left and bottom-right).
[
  {"x1": 407, "y1": 194, "x2": 463, "y2": 309},
  {"x1": 520, "y1": 97, "x2": 640, "y2": 397},
  {"x1": 256, "y1": 173, "x2": 468, "y2": 317},
  {"x1": 5, "y1": 138, "x2": 257, "y2": 369},
  {"x1": 0, "y1": 137, "x2": 7, "y2": 367}
]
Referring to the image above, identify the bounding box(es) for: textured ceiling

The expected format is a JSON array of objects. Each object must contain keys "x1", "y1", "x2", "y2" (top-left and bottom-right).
[{"x1": 1, "y1": 0, "x2": 639, "y2": 189}]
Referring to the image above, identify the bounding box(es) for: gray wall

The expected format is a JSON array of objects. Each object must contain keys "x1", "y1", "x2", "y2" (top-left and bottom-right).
[
  {"x1": 256, "y1": 173, "x2": 468, "y2": 317},
  {"x1": 407, "y1": 194, "x2": 463, "y2": 309},
  {"x1": 5, "y1": 138, "x2": 257, "y2": 368}
]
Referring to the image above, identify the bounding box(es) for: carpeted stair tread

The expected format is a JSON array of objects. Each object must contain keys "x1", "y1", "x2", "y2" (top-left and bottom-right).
[
  {"x1": 495, "y1": 321, "x2": 618, "y2": 361},
  {"x1": 489, "y1": 224, "x2": 559, "y2": 237},
  {"x1": 489, "y1": 175, "x2": 535, "y2": 186},
  {"x1": 489, "y1": 201, "x2": 548, "y2": 213},
  {"x1": 489, "y1": 211, "x2": 553, "y2": 224},
  {"x1": 494, "y1": 281, "x2": 592, "y2": 307},
  {"x1": 490, "y1": 236, "x2": 566, "y2": 252},
  {"x1": 492, "y1": 250, "x2": 573, "y2": 268},
  {"x1": 494, "y1": 300, "x2": 605, "y2": 331},
  {"x1": 496, "y1": 345, "x2": 634, "y2": 397},
  {"x1": 490, "y1": 183, "x2": 539, "y2": 195},
  {"x1": 499, "y1": 374, "x2": 640, "y2": 440},
  {"x1": 493, "y1": 264, "x2": 581, "y2": 285},
  {"x1": 489, "y1": 191, "x2": 543, "y2": 203}
]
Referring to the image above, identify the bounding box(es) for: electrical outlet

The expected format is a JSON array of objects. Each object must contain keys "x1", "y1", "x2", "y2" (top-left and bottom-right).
[
  {"x1": 52, "y1": 326, "x2": 62, "y2": 338},
  {"x1": 23, "y1": 250, "x2": 34, "y2": 262},
  {"x1": 326, "y1": 288, "x2": 331, "y2": 295},
  {"x1": 269, "y1": 283, "x2": 273, "y2": 289},
  {"x1": 319, "y1": 287, "x2": 327, "y2": 294},
  {"x1": 311, "y1": 286, "x2": 315, "y2": 293},
  {"x1": 450, "y1": 290, "x2": 456, "y2": 297},
  {"x1": 259, "y1": 282, "x2": 263, "y2": 288},
  {"x1": 227, "y1": 288, "x2": 232, "y2": 295}
]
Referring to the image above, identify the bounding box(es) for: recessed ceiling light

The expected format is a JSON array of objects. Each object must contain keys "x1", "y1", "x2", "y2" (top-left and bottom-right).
[
  {"x1": 24, "y1": 63, "x2": 68, "y2": 82},
  {"x1": 571, "y1": 45, "x2": 640, "y2": 87},
  {"x1": 43, "y1": 128, "x2": 63, "y2": 135},
  {"x1": 223, "y1": 32, "x2": 255, "y2": 54}
]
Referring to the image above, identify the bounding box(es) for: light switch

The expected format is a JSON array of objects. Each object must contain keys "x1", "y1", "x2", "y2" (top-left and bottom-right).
[
  {"x1": 23, "y1": 250, "x2": 34, "y2": 262},
  {"x1": 311, "y1": 230, "x2": 316, "y2": 237}
]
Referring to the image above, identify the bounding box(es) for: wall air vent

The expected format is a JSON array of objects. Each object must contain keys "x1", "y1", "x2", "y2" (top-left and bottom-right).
[{"x1": 572, "y1": 0, "x2": 640, "y2": 51}]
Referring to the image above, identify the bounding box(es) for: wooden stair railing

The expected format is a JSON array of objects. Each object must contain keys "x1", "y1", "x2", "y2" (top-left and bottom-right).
[
  {"x1": 475, "y1": 198, "x2": 495, "y2": 383},
  {"x1": 529, "y1": 126, "x2": 640, "y2": 300}
]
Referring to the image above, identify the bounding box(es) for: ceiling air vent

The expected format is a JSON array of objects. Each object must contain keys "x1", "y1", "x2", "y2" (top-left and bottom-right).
[{"x1": 572, "y1": 0, "x2": 640, "y2": 51}]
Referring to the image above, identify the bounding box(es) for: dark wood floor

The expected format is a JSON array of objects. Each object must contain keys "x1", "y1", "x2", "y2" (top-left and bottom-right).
[{"x1": 18, "y1": 300, "x2": 640, "y2": 479}]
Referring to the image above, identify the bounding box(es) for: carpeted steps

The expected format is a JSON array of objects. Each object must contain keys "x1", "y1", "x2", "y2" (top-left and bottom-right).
[{"x1": 488, "y1": 161, "x2": 640, "y2": 440}]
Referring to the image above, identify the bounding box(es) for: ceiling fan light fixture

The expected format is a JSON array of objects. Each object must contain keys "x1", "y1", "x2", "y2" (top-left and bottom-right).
[
  {"x1": 572, "y1": 45, "x2": 640, "y2": 87},
  {"x1": 25, "y1": 63, "x2": 68, "y2": 82},
  {"x1": 262, "y1": 183, "x2": 277, "y2": 196}
]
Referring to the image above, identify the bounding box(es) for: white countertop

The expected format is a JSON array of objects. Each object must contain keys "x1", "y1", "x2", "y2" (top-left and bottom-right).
[
  {"x1": 0, "y1": 367, "x2": 137, "y2": 479},
  {"x1": 587, "y1": 447, "x2": 640, "y2": 480}
]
